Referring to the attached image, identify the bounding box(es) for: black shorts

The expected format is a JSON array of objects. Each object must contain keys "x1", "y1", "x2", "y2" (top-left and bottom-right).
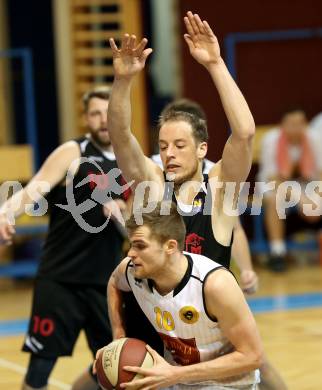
[{"x1": 22, "y1": 279, "x2": 112, "y2": 358}]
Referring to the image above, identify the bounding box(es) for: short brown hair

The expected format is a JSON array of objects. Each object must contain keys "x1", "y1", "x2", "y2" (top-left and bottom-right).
[
  {"x1": 161, "y1": 98, "x2": 207, "y2": 120},
  {"x1": 126, "y1": 202, "x2": 186, "y2": 250},
  {"x1": 159, "y1": 104, "x2": 208, "y2": 144},
  {"x1": 82, "y1": 86, "x2": 111, "y2": 112}
]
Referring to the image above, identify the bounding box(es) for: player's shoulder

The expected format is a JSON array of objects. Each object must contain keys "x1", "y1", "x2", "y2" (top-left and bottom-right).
[
  {"x1": 119, "y1": 257, "x2": 132, "y2": 272},
  {"x1": 185, "y1": 252, "x2": 223, "y2": 279},
  {"x1": 204, "y1": 267, "x2": 238, "y2": 298},
  {"x1": 45, "y1": 140, "x2": 80, "y2": 165},
  {"x1": 55, "y1": 140, "x2": 80, "y2": 154}
]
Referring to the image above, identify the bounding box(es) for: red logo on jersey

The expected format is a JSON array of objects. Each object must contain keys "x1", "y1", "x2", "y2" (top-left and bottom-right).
[
  {"x1": 88, "y1": 171, "x2": 109, "y2": 190},
  {"x1": 185, "y1": 233, "x2": 204, "y2": 254}
]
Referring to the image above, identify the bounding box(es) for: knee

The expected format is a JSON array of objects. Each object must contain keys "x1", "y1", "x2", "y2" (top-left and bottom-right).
[{"x1": 24, "y1": 355, "x2": 56, "y2": 389}]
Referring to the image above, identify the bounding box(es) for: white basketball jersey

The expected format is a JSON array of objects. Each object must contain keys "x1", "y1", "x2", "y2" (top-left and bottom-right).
[{"x1": 126, "y1": 252, "x2": 259, "y2": 387}]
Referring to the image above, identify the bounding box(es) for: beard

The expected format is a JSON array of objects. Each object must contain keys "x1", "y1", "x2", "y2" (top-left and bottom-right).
[
  {"x1": 90, "y1": 128, "x2": 111, "y2": 148},
  {"x1": 170, "y1": 161, "x2": 200, "y2": 188}
]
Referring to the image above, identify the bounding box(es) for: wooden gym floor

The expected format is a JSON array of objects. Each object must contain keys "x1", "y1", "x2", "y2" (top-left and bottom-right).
[{"x1": 0, "y1": 263, "x2": 322, "y2": 390}]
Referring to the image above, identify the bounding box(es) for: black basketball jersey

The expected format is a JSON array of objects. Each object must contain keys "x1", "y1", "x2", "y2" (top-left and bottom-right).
[
  {"x1": 164, "y1": 175, "x2": 232, "y2": 269},
  {"x1": 38, "y1": 136, "x2": 130, "y2": 285}
]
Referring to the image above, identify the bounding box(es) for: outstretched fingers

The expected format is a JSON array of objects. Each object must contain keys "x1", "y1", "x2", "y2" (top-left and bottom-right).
[
  {"x1": 129, "y1": 34, "x2": 137, "y2": 50},
  {"x1": 109, "y1": 37, "x2": 119, "y2": 52},
  {"x1": 186, "y1": 11, "x2": 200, "y2": 35},
  {"x1": 121, "y1": 33, "x2": 130, "y2": 50},
  {"x1": 134, "y1": 37, "x2": 148, "y2": 55},
  {"x1": 202, "y1": 20, "x2": 215, "y2": 37},
  {"x1": 194, "y1": 13, "x2": 207, "y2": 34}
]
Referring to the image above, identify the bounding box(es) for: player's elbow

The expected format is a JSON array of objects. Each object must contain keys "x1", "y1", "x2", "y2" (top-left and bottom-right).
[
  {"x1": 247, "y1": 347, "x2": 264, "y2": 370},
  {"x1": 238, "y1": 123, "x2": 255, "y2": 141}
]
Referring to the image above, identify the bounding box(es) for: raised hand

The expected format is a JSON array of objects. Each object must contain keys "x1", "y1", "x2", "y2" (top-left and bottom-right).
[
  {"x1": 109, "y1": 34, "x2": 153, "y2": 80},
  {"x1": 184, "y1": 11, "x2": 221, "y2": 68}
]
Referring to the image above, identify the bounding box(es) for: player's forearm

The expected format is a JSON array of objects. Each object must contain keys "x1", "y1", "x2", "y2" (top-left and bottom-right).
[
  {"x1": 207, "y1": 59, "x2": 255, "y2": 139},
  {"x1": 232, "y1": 226, "x2": 253, "y2": 271},
  {"x1": 0, "y1": 186, "x2": 44, "y2": 222},
  {"x1": 108, "y1": 78, "x2": 149, "y2": 184},
  {"x1": 107, "y1": 278, "x2": 126, "y2": 338},
  {"x1": 171, "y1": 350, "x2": 261, "y2": 384},
  {"x1": 108, "y1": 78, "x2": 134, "y2": 148}
]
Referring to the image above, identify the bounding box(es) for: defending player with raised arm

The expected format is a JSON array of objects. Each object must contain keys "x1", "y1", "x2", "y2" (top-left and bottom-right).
[
  {"x1": 107, "y1": 11, "x2": 255, "y2": 254},
  {"x1": 96, "y1": 203, "x2": 263, "y2": 389}
]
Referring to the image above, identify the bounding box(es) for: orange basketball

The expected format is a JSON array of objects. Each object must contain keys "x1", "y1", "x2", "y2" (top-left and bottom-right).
[{"x1": 96, "y1": 338, "x2": 154, "y2": 390}]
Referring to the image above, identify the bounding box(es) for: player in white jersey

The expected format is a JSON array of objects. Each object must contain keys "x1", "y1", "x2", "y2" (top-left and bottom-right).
[{"x1": 97, "y1": 202, "x2": 263, "y2": 389}]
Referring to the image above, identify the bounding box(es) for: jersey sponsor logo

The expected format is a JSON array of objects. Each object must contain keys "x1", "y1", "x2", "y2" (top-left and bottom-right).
[
  {"x1": 192, "y1": 198, "x2": 203, "y2": 213},
  {"x1": 158, "y1": 333, "x2": 200, "y2": 365},
  {"x1": 179, "y1": 306, "x2": 199, "y2": 325},
  {"x1": 185, "y1": 233, "x2": 204, "y2": 254}
]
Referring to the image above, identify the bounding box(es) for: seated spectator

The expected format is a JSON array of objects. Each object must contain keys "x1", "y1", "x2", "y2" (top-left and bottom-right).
[{"x1": 258, "y1": 108, "x2": 322, "y2": 272}]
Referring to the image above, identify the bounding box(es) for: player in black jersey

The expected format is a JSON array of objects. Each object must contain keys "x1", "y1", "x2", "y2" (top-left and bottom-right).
[
  {"x1": 0, "y1": 87, "x2": 129, "y2": 390},
  {"x1": 152, "y1": 98, "x2": 258, "y2": 295},
  {"x1": 108, "y1": 11, "x2": 253, "y2": 265},
  {"x1": 106, "y1": 11, "x2": 287, "y2": 390}
]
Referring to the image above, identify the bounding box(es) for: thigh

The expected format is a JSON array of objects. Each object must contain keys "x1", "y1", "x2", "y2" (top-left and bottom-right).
[{"x1": 22, "y1": 279, "x2": 85, "y2": 357}]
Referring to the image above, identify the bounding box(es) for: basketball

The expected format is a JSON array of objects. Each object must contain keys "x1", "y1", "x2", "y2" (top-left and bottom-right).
[{"x1": 96, "y1": 338, "x2": 154, "y2": 390}]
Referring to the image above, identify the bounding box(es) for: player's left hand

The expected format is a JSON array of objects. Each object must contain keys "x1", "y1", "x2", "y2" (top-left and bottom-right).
[
  {"x1": 240, "y1": 269, "x2": 259, "y2": 295},
  {"x1": 183, "y1": 11, "x2": 221, "y2": 68},
  {"x1": 121, "y1": 345, "x2": 179, "y2": 389}
]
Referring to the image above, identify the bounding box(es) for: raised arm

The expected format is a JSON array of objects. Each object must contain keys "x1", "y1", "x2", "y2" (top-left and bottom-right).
[
  {"x1": 108, "y1": 34, "x2": 162, "y2": 188},
  {"x1": 232, "y1": 218, "x2": 258, "y2": 294},
  {"x1": 184, "y1": 11, "x2": 255, "y2": 184},
  {"x1": 0, "y1": 142, "x2": 80, "y2": 245}
]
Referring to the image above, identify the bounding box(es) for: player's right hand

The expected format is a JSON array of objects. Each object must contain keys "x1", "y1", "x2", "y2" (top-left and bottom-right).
[
  {"x1": 109, "y1": 34, "x2": 153, "y2": 80},
  {"x1": 0, "y1": 213, "x2": 15, "y2": 245}
]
